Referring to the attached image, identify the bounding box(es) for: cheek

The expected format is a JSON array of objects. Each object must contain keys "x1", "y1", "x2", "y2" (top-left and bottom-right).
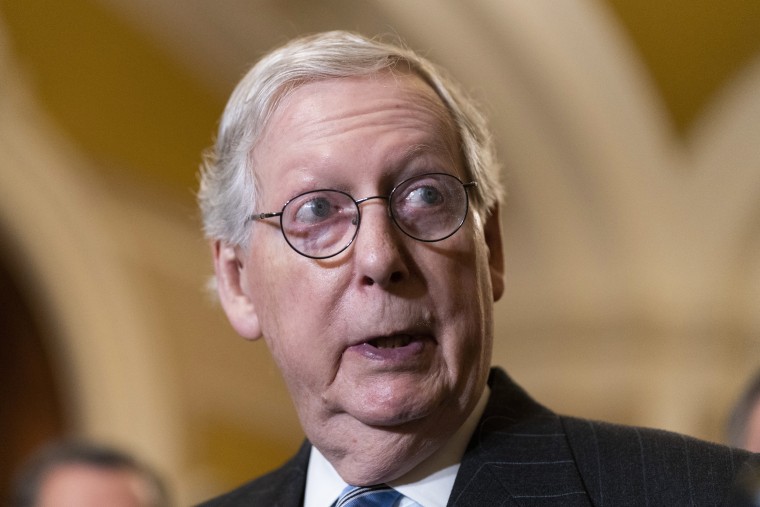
[
  {"x1": 248, "y1": 255, "x2": 344, "y2": 373},
  {"x1": 432, "y1": 229, "x2": 492, "y2": 313},
  {"x1": 246, "y1": 243, "x2": 306, "y2": 328},
  {"x1": 433, "y1": 232, "x2": 494, "y2": 352}
]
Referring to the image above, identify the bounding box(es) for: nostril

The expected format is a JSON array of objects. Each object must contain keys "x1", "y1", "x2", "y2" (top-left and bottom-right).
[{"x1": 361, "y1": 271, "x2": 403, "y2": 287}]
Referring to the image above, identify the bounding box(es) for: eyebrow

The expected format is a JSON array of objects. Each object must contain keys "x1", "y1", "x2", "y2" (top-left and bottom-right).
[{"x1": 398, "y1": 141, "x2": 459, "y2": 171}]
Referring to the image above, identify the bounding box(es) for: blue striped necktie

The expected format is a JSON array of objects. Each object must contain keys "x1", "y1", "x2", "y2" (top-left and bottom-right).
[{"x1": 335, "y1": 484, "x2": 403, "y2": 507}]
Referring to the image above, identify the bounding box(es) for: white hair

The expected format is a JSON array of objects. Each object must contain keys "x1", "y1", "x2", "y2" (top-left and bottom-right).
[{"x1": 198, "y1": 30, "x2": 503, "y2": 247}]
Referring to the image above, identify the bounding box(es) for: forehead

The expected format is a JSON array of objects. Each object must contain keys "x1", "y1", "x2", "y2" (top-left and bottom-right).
[
  {"x1": 253, "y1": 72, "x2": 460, "y2": 185},
  {"x1": 272, "y1": 71, "x2": 455, "y2": 130}
]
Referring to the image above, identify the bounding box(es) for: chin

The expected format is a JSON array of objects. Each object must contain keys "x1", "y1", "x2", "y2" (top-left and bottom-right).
[{"x1": 351, "y1": 394, "x2": 453, "y2": 431}]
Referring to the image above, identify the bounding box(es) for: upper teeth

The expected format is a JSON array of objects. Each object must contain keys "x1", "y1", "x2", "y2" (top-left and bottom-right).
[{"x1": 374, "y1": 335, "x2": 412, "y2": 349}]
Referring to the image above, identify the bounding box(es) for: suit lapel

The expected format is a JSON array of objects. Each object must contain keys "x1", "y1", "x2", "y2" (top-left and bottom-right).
[{"x1": 448, "y1": 368, "x2": 593, "y2": 506}]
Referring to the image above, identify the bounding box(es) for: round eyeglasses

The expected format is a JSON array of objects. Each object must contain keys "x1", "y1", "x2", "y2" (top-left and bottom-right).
[{"x1": 246, "y1": 172, "x2": 478, "y2": 259}]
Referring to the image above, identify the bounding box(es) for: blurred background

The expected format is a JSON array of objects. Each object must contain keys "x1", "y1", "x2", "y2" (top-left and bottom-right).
[{"x1": 1, "y1": 0, "x2": 759, "y2": 504}]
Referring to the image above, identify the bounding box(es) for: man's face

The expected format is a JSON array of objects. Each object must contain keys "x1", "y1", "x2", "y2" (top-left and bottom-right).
[{"x1": 216, "y1": 72, "x2": 504, "y2": 476}]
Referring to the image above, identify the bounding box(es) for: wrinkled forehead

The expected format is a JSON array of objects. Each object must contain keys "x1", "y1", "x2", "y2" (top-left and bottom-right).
[{"x1": 253, "y1": 71, "x2": 463, "y2": 178}]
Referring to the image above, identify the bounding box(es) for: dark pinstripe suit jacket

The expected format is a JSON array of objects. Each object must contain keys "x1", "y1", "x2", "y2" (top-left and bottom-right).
[{"x1": 198, "y1": 368, "x2": 759, "y2": 506}]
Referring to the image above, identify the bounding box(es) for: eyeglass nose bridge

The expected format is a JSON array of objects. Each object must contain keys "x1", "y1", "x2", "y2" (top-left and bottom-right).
[
  {"x1": 354, "y1": 194, "x2": 390, "y2": 208},
  {"x1": 353, "y1": 194, "x2": 393, "y2": 221}
]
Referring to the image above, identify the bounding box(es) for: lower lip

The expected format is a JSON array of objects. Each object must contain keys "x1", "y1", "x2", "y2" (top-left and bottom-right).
[{"x1": 348, "y1": 338, "x2": 428, "y2": 362}]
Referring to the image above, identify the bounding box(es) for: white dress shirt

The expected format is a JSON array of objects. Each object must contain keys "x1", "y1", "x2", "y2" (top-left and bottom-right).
[{"x1": 303, "y1": 386, "x2": 490, "y2": 507}]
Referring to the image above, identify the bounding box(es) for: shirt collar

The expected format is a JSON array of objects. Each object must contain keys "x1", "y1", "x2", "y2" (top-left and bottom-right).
[{"x1": 303, "y1": 385, "x2": 490, "y2": 507}]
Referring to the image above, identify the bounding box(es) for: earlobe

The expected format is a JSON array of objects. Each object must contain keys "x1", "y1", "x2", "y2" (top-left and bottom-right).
[
  {"x1": 213, "y1": 241, "x2": 263, "y2": 340},
  {"x1": 483, "y1": 206, "x2": 505, "y2": 302}
]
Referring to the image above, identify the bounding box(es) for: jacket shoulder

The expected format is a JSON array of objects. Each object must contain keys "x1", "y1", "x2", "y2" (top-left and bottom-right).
[{"x1": 561, "y1": 416, "x2": 758, "y2": 505}]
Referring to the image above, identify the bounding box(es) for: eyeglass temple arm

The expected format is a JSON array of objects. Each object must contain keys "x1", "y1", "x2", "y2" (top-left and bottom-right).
[{"x1": 245, "y1": 211, "x2": 282, "y2": 224}]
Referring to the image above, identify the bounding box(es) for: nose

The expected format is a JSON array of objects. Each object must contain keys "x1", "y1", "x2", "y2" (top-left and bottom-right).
[{"x1": 353, "y1": 199, "x2": 409, "y2": 288}]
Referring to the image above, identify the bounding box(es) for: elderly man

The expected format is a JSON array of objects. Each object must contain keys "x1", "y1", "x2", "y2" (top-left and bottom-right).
[{"x1": 198, "y1": 31, "x2": 757, "y2": 506}]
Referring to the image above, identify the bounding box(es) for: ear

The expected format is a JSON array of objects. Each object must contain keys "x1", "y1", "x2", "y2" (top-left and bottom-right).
[
  {"x1": 483, "y1": 205, "x2": 505, "y2": 302},
  {"x1": 213, "y1": 240, "x2": 262, "y2": 340}
]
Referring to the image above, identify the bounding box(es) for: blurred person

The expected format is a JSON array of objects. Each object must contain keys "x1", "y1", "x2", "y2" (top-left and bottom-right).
[
  {"x1": 729, "y1": 370, "x2": 760, "y2": 452},
  {"x1": 197, "y1": 31, "x2": 759, "y2": 506},
  {"x1": 10, "y1": 440, "x2": 170, "y2": 507}
]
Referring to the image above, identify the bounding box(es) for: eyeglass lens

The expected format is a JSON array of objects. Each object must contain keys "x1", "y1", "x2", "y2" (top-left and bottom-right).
[{"x1": 280, "y1": 173, "x2": 470, "y2": 259}]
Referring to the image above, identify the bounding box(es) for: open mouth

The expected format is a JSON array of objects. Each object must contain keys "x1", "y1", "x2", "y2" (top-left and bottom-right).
[
  {"x1": 348, "y1": 330, "x2": 432, "y2": 361},
  {"x1": 367, "y1": 335, "x2": 414, "y2": 349}
]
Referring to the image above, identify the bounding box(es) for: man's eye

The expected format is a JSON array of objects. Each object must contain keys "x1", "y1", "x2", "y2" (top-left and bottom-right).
[
  {"x1": 294, "y1": 197, "x2": 334, "y2": 223},
  {"x1": 406, "y1": 185, "x2": 443, "y2": 207}
]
